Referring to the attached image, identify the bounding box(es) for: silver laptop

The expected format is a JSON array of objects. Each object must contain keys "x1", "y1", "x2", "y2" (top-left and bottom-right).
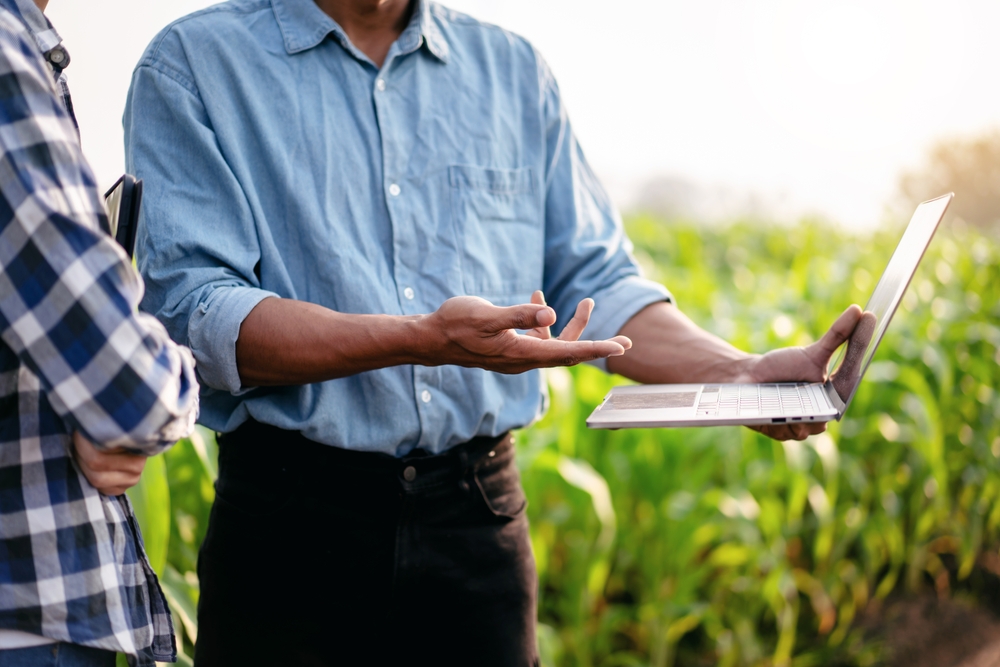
[{"x1": 586, "y1": 193, "x2": 953, "y2": 430}]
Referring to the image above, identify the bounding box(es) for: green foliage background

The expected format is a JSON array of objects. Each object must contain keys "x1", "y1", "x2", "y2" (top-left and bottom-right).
[{"x1": 126, "y1": 216, "x2": 1000, "y2": 666}]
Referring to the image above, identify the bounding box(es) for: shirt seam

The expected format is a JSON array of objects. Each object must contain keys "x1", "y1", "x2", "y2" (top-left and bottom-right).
[
  {"x1": 134, "y1": 61, "x2": 200, "y2": 98},
  {"x1": 429, "y1": 2, "x2": 523, "y2": 34},
  {"x1": 142, "y1": 0, "x2": 270, "y2": 74},
  {"x1": 428, "y1": 2, "x2": 536, "y2": 62}
]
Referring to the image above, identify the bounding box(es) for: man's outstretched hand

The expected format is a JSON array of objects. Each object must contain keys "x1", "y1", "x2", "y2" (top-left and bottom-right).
[
  {"x1": 423, "y1": 292, "x2": 631, "y2": 374},
  {"x1": 738, "y1": 304, "x2": 863, "y2": 441},
  {"x1": 72, "y1": 432, "x2": 147, "y2": 496}
]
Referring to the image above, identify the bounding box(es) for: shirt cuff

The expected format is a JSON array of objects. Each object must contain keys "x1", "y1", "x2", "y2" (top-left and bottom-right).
[
  {"x1": 583, "y1": 276, "x2": 672, "y2": 373},
  {"x1": 187, "y1": 285, "x2": 280, "y2": 394}
]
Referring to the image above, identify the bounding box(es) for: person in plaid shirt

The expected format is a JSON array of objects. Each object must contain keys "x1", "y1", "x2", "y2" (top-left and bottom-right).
[{"x1": 0, "y1": 0, "x2": 200, "y2": 665}]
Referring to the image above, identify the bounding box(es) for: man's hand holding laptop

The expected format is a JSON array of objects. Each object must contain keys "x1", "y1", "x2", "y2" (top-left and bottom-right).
[
  {"x1": 735, "y1": 305, "x2": 862, "y2": 441},
  {"x1": 606, "y1": 302, "x2": 862, "y2": 442}
]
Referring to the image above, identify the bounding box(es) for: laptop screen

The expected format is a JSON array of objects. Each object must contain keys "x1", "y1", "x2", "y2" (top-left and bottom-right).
[{"x1": 829, "y1": 193, "x2": 952, "y2": 410}]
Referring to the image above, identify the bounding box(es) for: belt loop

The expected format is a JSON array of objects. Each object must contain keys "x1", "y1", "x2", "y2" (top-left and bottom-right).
[{"x1": 457, "y1": 447, "x2": 469, "y2": 472}]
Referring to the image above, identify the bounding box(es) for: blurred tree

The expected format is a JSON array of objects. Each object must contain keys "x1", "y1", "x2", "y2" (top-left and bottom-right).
[{"x1": 900, "y1": 131, "x2": 1000, "y2": 232}]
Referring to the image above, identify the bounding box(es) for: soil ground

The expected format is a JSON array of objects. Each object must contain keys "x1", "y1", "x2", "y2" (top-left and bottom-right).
[{"x1": 872, "y1": 595, "x2": 1000, "y2": 667}]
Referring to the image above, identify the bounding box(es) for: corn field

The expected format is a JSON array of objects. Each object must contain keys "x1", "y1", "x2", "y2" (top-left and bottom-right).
[{"x1": 126, "y1": 215, "x2": 1000, "y2": 666}]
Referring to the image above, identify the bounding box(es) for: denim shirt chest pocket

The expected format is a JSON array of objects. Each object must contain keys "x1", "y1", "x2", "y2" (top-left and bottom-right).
[{"x1": 449, "y1": 165, "x2": 543, "y2": 302}]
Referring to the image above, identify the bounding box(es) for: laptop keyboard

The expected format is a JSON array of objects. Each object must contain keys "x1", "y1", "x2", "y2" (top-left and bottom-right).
[{"x1": 696, "y1": 384, "x2": 817, "y2": 418}]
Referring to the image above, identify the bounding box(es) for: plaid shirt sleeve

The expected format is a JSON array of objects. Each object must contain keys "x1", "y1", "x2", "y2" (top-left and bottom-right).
[{"x1": 0, "y1": 12, "x2": 198, "y2": 454}]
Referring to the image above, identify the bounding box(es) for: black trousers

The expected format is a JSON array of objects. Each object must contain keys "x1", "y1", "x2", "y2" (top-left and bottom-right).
[{"x1": 194, "y1": 420, "x2": 539, "y2": 667}]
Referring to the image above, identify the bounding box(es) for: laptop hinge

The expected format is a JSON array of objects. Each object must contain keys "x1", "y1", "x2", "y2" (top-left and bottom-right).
[{"x1": 824, "y1": 380, "x2": 846, "y2": 417}]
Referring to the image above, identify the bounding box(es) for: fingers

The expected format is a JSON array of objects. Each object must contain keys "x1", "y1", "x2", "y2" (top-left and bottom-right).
[
  {"x1": 491, "y1": 302, "x2": 556, "y2": 332},
  {"x1": 557, "y1": 298, "x2": 594, "y2": 342},
  {"x1": 749, "y1": 421, "x2": 827, "y2": 442},
  {"x1": 82, "y1": 470, "x2": 145, "y2": 497},
  {"x1": 808, "y1": 305, "x2": 863, "y2": 361},
  {"x1": 84, "y1": 461, "x2": 146, "y2": 496},
  {"x1": 526, "y1": 290, "x2": 552, "y2": 340},
  {"x1": 540, "y1": 338, "x2": 627, "y2": 363},
  {"x1": 503, "y1": 336, "x2": 627, "y2": 372},
  {"x1": 439, "y1": 294, "x2": 629, "y2": 372},
  {"x1": 609, "y1": 335, "x2": 632, "y2": 351},
  {"x1": 484, "y1": 295, "x2": 606, "y2": 341},
  {"x1": 72, "y1": 432, "x2": 147, "y2": 496},
  {"x1": 578, "y1": 339, "x2": 628, "y2": 359}
]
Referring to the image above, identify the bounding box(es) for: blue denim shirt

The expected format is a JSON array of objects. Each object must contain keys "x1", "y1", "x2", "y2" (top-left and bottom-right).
[{"x1": 124, "y1": 0, "x2": 671, "y2": 456}]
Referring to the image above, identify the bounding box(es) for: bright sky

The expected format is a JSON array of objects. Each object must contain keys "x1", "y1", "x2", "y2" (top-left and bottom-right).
[{"x1": 48, "y1": 0, "x2": 1000, "y2": 228}]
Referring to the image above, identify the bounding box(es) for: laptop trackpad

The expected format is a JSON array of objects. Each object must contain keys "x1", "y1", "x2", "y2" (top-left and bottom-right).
[{"x1": 612, "y1": 391, "x2": 698, "y2": 410}]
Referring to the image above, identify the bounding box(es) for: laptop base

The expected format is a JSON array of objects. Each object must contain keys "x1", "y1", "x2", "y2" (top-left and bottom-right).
[{"x1": 586, "y1": 381, "x2": 841, "y2": 429}]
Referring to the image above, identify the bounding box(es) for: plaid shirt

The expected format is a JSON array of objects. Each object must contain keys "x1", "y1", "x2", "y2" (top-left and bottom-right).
[{"x1": 0, "y1": 1, "x2": 198, "y2": 664}]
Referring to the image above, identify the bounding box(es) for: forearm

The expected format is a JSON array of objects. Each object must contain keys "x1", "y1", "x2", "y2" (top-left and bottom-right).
[
  {"x1": 6, "y1": 287, "x2": 199, "y2": 454},
  {"x1": 606, "y1": 301, "x2": 756, "y2": 384},
  {"x1": 236, "y1": 297, "x2": 430, "y2": 386},
  {"x1": 62, "y1": 309, "x2": 198, "y2": 454},
  {"x1": 237, "y1": 294, "x2": 630, "y2": 387},
  {"x1": 118, "y1": 313, "x2": 199, "y2": 452}
]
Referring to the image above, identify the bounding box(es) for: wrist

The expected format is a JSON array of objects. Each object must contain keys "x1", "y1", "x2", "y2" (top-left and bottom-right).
[
  {"x1": 400, "y1": 313, "x2": 443, "y2": 366},
  {"x1": 728, "y1": 353, "x2": 761, "y2": 384}
]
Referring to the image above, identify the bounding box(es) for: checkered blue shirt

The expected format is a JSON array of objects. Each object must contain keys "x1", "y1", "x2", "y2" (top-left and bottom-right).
[{"x1": 0, "y1": 1, "x2": 198, "y2": 663}]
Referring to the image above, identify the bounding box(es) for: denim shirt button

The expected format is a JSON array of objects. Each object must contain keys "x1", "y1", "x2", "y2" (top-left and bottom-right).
[
  {"x1": 375, "y1": 78, "x2": 386, "y2": 91},
  {"x1": 388, "y1": 183, "x2": 401, "y2": 197},
  {"x1": 403, "y1": 287, "x2": 415, "y2": 300},
  {"x1": 420, "y1": 390, "x2": 432, "y2": 403}
]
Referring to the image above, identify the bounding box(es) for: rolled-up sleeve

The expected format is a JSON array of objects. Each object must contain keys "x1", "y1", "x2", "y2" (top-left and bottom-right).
[
  {"x1": 536, "y1": 54, "x2": 671, "y2": 372},
  {"x1": 124, "y1": 57, "x2": 278, "y2": 394}
]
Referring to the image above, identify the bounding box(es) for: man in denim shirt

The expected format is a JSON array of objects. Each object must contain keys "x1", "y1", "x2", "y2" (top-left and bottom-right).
[{"x1": 125, "y1": 0, "x2": 860, "y2": 664}]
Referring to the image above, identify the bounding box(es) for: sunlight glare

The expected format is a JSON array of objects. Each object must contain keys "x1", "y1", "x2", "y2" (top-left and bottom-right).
[{"x1": 745, "y1": 1, "x2": 936, "y2": 153}]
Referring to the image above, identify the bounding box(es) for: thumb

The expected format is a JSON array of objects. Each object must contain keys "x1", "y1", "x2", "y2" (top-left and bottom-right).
[
  {"x1": 489, "y1": 303, "x2": 556, "y2": 332},
  {"x1": 807, "y1": 305, "x2": 863, "y2": 363}
]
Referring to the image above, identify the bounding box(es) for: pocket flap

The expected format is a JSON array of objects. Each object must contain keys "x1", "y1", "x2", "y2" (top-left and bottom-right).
[{"x1": 449, "y1": 165, "x2": 535, "y2": 195}]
